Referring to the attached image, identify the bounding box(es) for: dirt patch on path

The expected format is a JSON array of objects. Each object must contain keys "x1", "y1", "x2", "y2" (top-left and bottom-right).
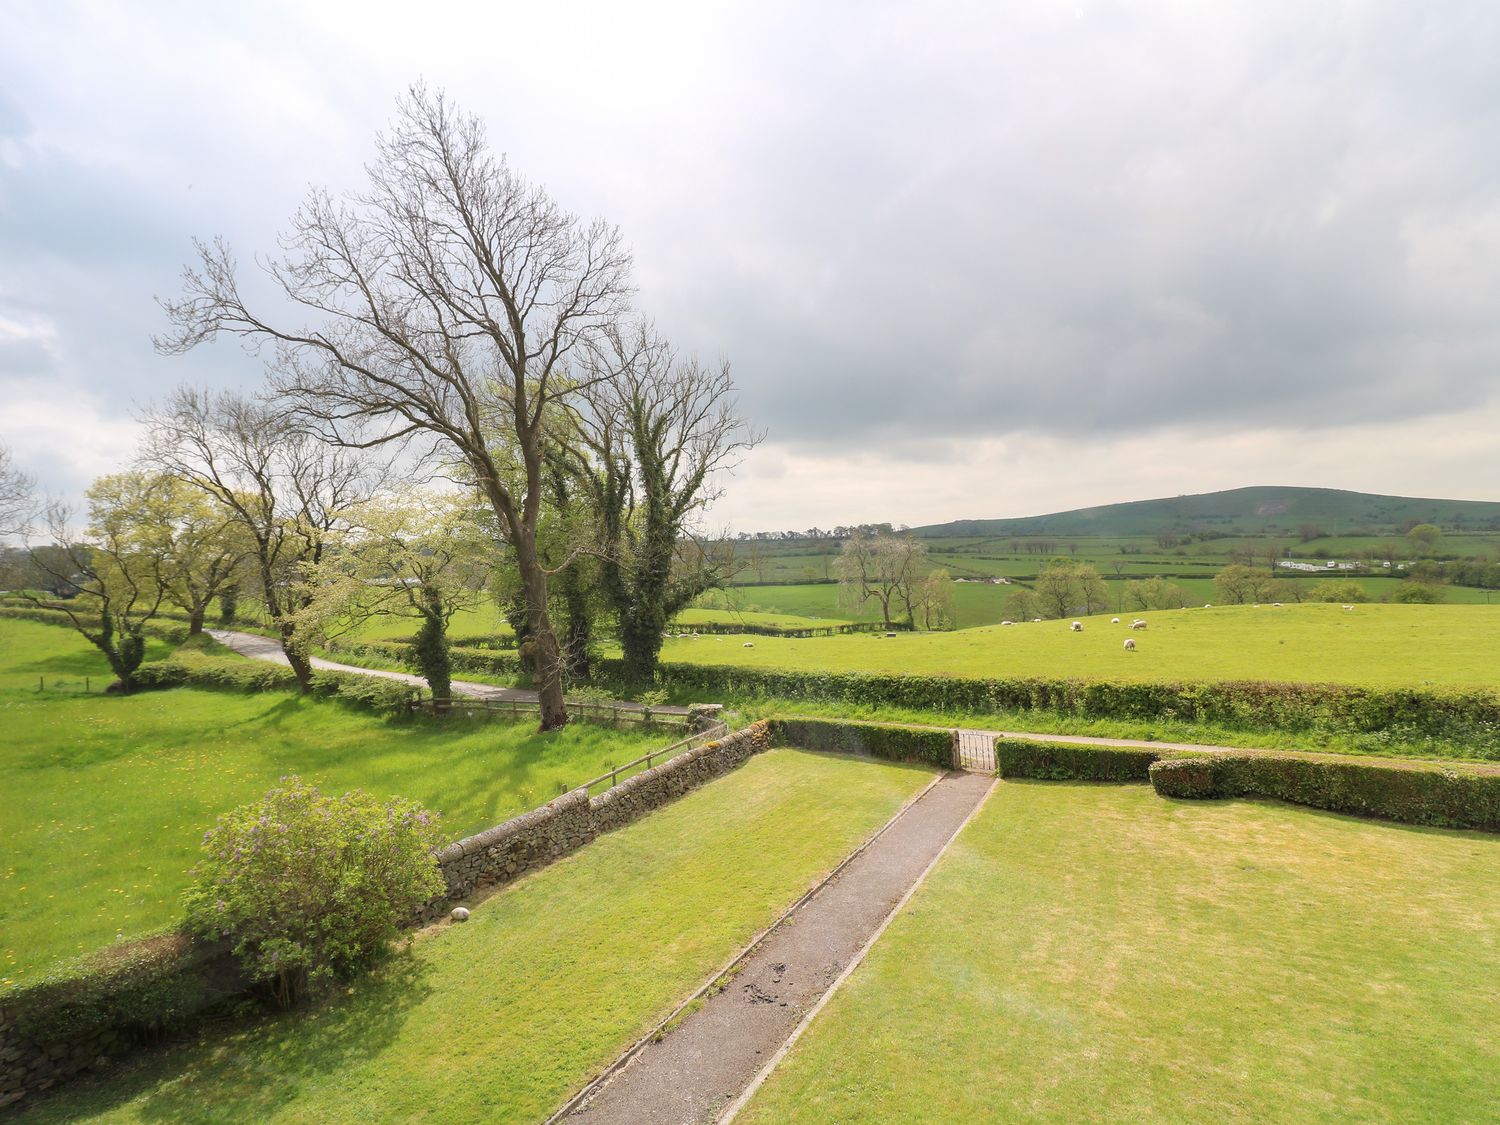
[{"x1": 557, "y1": 769, "x2": 994, "y2": 1124}]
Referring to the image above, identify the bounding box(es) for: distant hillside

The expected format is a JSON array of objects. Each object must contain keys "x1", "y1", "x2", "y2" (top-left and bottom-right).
[{"x1": 916, "y1": 486, "x2": 1500, "y2": 539}]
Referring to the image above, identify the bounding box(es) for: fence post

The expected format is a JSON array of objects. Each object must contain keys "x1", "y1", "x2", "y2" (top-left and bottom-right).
[{"x1": 951, "y1": 729, "x2": 962, "y2": 770}]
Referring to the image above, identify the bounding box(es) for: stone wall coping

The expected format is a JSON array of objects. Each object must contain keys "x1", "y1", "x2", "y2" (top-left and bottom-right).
[{"x1": 436, "y1": 786, "x2": 591, "y2": 863}]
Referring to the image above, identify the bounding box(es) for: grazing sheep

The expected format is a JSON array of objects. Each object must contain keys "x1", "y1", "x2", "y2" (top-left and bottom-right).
[
  {"x1": 1273, "y1": 602, "x2": 1283, "y2": 607},
  {"x1": 742, "y1": 641, "x2": 755, "y2": 648},
  {"x1": 1001, "y1": 620, "x2": 1014, "y2": 626},
  {"x1": 1033, "y1": 617, "x2": 1042, "y2": 623},
  {"x1": 1123, "y1": 638, "x2": 1136, "y2": 651},
  {"x1": 1130, "y1": 619, "x2": 1147, "y2": 630},
  {"x1": 1111, "y1": 617, "x2": 1120, "y2": 624},
  {"x1": 1070, "y1": 621, "x2": 1083, "y2": 632},
  {"x1": 1203, "y1": 603, "x2": 1212, "y2": 609},
  {"x1": 1343, "y1": 604, "x2": 1355, "y2": 610}
]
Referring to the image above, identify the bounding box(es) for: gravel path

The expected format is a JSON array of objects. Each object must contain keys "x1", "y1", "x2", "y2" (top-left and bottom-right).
[
  {"x1": 557, "y1": 769, "x2": 995, "y2": 1124},
  {"x1": 205, "y1": 629, "x2": 691, "y2": 714}
]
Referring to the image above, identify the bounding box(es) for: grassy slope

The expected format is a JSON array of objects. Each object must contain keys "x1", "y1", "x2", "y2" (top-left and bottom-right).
[
  {"x1": 655, "y1": 603, "x2": 1500, "y2": 688},
  {"x1": 0, "y1": 620, "x2": 667, "y2": 987},
  {"x1": 23, "y1": 750, "x2": 931, "y2": 1125},
  {"x1": 744, "y1": 782, "x2": 1500, "y2": 1124}
]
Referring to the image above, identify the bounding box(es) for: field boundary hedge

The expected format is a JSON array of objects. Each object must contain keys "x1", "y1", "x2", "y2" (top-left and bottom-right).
[
  {"x1": 321, "y1": 637, "x2": 1500, "y2": 758},
  {"x1": 767, "y1": 716, "x2": 955, "y2": 768},
  {"x1": 0, "y1": 606, "x2": 190, "y2": 646},
  {"x1": 133, "y1": 653, "x2": 423, "y2": 716}
]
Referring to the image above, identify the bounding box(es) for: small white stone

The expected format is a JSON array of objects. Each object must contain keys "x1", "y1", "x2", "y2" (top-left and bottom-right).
[{"x1": 451, "y1": 906, "x2": 471, "y2": 923}]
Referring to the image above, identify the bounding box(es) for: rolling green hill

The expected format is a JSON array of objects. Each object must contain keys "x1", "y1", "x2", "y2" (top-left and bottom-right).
[{"x1": 916, "y1": 485, "x2": 1500, "y2": 539}]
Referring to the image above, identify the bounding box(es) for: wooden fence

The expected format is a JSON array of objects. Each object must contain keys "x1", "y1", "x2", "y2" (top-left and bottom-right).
[
  {"x1": 421, "y1": 695, "x2": 692, "y2": 728},
  {"x1": 574, "y1": 722, "x2": 731, "y2": 796}
]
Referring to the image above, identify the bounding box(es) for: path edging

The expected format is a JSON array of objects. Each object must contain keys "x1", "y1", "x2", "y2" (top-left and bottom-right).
[
  {"x1": 544, "y1": 767, "x2": 949, "y2": 1124},
  {"x1": 718, "y1": 773, "x2": 1000, "y2": 1124}
]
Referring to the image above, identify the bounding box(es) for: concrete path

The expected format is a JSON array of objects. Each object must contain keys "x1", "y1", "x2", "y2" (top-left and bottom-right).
[
  {"x1": 556, "y1": 769, "x2": 995, "y2": 1125},
  {"x1": 205, "y1": 629, "x2": 691, "y2": 715}
]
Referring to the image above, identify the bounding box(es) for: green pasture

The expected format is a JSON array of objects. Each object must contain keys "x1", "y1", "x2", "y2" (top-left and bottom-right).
[
  {"x1": 22, "y1": 750, "x2": 931, "y2": 1124},
  {"x1": 744, "y1": 782, "x2": 1500, "y2": 1123},
  {"x1": 0, "y1": 620, "x2": 669, "y2": 987},
  {"x1": 655, "y1": 603, "x2": 1500, "y2": 688}
]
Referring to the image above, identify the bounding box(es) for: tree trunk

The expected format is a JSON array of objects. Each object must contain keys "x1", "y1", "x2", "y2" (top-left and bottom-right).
[
  {"x1": 516, "y1": 533, "x2": 567, "y2": 730},
  {"x1": 188, "y1": 606, "x2": 205, "y2": 636}
]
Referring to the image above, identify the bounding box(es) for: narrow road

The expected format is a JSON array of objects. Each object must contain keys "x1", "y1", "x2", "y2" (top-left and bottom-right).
[
  {"x1": 205, "y1": 629, "x2": 691, "y2": 714},
  {"x1": 556, "y1": 770, "x2": 995, "y2": 1124}
]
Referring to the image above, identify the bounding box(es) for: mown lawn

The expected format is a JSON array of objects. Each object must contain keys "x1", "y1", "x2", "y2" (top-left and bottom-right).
[
  {"x1": 656, "y1": 602, "x2": 1500, "y2": 688},
  {"x1": 22, "y1": 749, "x2": 931, "y2": 1124},
  {"x1": 743, "y1": 782, "x2": 1500, "y2": 1124},
  {"x1": 0, "y1": 620, "x2": 670, "y2": 987}
]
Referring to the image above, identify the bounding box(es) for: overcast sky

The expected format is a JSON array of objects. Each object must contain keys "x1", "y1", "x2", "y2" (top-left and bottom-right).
[{"x1": 3, "y1": 0, "x2": 1499, "y2": 531}]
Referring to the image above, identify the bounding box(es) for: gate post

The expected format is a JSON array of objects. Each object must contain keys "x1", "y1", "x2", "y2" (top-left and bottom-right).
[{"x1": 950, "y1": 729, "x2": 961, "y2": 770}]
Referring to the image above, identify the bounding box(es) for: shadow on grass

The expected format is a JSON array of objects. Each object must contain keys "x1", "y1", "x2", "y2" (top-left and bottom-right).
[{"x1": 33, "y1": 951, "x2": 435, "y2": 1124}]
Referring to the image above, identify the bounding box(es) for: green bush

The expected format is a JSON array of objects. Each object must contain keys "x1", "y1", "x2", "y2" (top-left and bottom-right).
[
  {"x1": 7, "y1": 931, "x2": 216, "y2": 1045},
  {"x1": 768, "y1": 717, "x2": 954, "y2": 768},
  {"x1": 1149, "y1": 753, "x2": 1500, "y2": 831},
  {"x1": 184, "y1": 777, "x2": 445, "y2": 1005},
  {"x1": 997, "y1": 739, "x2": 1161, "y2": 781},
  {"x1": 0, "y1": 605, "x2": 189, "y2": 645}
]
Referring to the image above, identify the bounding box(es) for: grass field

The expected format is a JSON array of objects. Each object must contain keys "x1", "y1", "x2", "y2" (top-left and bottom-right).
[
  {"x1": 743, "y1": 782, "x2": 1500, "y2": 1124},
  {"x1": 0, "y1": 620, "x2": 670, "y2": 987},
  {"x1": 21, "y1": 749, "x2": 932, "y2": 1124},
  {"x1": 656, "y1": 603, "x2": 1500, "y2": 688}
]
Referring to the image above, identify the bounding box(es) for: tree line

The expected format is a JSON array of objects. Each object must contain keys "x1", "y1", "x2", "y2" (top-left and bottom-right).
[{"x1": 0, "y1": 86, "x2": 758, "y2": 729}]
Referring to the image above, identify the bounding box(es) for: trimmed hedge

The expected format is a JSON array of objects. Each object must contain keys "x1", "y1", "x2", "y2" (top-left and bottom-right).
[
  {"x1": 998, "y1": 739, "x2": 1162, "y2": 782},
  {"x1": 133, "y1": 653, "x2": 423, "y2": 717},
  {"x1": 0, "y1": 606, "x2": 189, "y2": 646},
  {"x1": 4, "y1": 931, "x2": 233, "y2": 1046},
  {"x1": 1149, "y1": 754, "x2": 1500, "y2": 831},
  {"x1": 330, "y1": 637, "x2": 1500, "y2": 759},
  {"x1": 768, "y1": 716, "x2": 955, "y2": 769}
]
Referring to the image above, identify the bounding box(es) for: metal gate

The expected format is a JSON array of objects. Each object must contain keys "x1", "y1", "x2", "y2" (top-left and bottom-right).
[{"x1": 955, "y1": 729, "x2": 997, "y2": 773}]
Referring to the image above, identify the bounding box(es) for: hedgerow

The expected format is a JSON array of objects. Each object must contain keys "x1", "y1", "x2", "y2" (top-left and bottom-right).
[
  {"x1": 0, "y1": 605, "x2": 190, "y2": 646},
  {"x1": 329, "y1": 640, "x2": 1500, "y2": 757},
  {"x1": 768, "y1": 716, "x2": 954, "y2": 768},
  {"x1": 997, "y1": 739, "x2": 1161, "y2": 781},
  {"x1": 1149, "y1": 754, "x2": 1500, "y2": 831},
  {"x1": 133, "y1": 652, "x2": 422, "y2": 716}
]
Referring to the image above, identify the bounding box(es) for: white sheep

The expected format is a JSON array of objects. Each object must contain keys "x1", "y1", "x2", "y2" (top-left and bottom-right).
[
  {"x1": 1123, "y1": 638, "x2": 1136, "y2": 651},
  {"x1": 1111, "y1": 617, "x2": 1120, "y2": 624},
  {"x1": 742, "y1": 641, "x2": 755, "y2": 648},
  {"x1": 1343, "y1": 604, "x2": 1355, "y2": 611},
  {"x1": 1130, "y1": 619, "x2": 1147, "y2": 630},
  {"x1": 1070, "y1": 621, "x2": 1083, "y2": 632},
  {"x1": 1203, "y1": 603, "x2": 1212, "y2": 609},
  {"x1": 1273, "y1": 602, "x2": 1283, "y2": 607},
  {"x1": 1001, "y1": 620, "x2": 1014, "y2": 626},
  {"x1": 1033, "y1": 617, "x2": 1042, "y2": 623}
]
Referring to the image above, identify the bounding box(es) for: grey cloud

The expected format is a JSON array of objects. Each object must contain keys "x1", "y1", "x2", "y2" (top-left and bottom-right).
[{"x1": 3, "y1": 0, "x2": 1500, "y2": 483}]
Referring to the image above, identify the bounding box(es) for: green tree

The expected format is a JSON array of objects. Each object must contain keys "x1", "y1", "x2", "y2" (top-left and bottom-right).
[
  {"x1": 20, "y1": 486, "x2": 168, "y2": 691},
  {"x1": 346, "y1": 490, "x2": 493, "y2": 702},
  {"x1": 1001, "y1": 588, "x2": 1042, "y2": 622},
  {"x1": 1406, "y1": 523, "x2": 1442, "y2": 556},
  {"x1": 1034, "y1": 559, "x2": 1080, "y2": 618},
  {"x1": 1213, "y1": 564, "x2": 1268, "y2": 605}
]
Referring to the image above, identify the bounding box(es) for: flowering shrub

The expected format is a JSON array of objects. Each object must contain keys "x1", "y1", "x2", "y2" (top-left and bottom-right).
[{"x1": 184, "y1": 777, "x2": 445, "y2": 1005}]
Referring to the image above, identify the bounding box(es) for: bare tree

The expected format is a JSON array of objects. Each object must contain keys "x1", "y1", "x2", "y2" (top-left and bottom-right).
[
  {"x1": 156, "y1": 85, "x2": 630, "y2": 729},
  {"x1": 0, "y1": 442, "x2": 35, "y2": 538},
  {"x1": 836, "y1": 530, "x2": 922, "y2": 629},
  {"x1": 142, "y1": 388, "x2": 378, "y2": 690}
]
